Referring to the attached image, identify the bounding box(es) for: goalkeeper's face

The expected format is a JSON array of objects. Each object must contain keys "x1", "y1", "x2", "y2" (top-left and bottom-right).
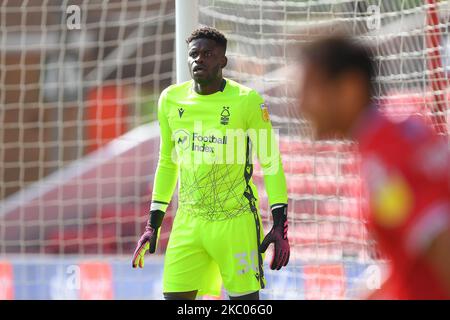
[{"x1": 188, "y1": 38, "x2": 227, "y2": 85}]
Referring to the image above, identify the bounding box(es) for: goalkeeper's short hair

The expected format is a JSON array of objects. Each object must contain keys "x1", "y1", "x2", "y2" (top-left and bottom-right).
[{"x1": 186, "y1": 26, "x2": 227, "y2": 52}]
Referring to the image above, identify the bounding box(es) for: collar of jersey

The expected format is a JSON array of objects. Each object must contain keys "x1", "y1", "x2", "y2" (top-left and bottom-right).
[{"x1": 189, "y1": 79, "x2": 227, "y2": 98}]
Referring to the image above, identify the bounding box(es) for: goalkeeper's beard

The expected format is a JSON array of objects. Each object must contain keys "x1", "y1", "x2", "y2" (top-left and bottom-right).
[{"x1": 191, "y1": 65, "x2": 222, "y2": 86}]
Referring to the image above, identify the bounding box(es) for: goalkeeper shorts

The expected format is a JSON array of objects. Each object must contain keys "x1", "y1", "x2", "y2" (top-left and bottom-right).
[{"x1": 162, "y1": 210, "x2": 266, "y2": 297}]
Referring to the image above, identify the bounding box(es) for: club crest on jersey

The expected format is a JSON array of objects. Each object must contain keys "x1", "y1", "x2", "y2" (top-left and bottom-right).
[
  {"x1": 178, "y1": 107, "x2": 185, "y2": 118},
  {"x1": 220, "y1": 106, "x2": 230, "y2": 125},
  {"x1": 260, "y1": 103, "x2": 270, "y2": 122}
]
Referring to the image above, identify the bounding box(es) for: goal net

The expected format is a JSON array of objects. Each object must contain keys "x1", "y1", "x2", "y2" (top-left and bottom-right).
[{"x1": 0, "y1": 0, "x2": 449, "y2": 300}]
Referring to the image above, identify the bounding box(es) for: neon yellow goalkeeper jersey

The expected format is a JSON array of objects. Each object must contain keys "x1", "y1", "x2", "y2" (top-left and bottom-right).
[{"x1": 151, "y1": 78, "x2": 287, "y2": 221}]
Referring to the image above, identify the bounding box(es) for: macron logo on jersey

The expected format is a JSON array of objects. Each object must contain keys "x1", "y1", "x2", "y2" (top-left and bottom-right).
[{"x1": 178, "y1": 107, "x2": 185, "y2": 118}]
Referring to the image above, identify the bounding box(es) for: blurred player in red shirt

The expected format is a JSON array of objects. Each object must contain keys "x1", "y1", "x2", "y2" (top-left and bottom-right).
[{"x1": 297, "y1": 36, "x2": 450, "y2": 299}]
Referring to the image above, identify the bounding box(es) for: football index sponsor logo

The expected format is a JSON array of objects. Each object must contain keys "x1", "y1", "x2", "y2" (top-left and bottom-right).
[
  {"x1": 174, "y1": 129, "x2": 190, "y2": 150},
  {"x1": 173, "y1": 129, "x2": 227, "y2": 154},
  {"x1": 192, "y1": 132, "x2": 227, "y2": 153},
  {"x1": 172, "y1": 121, "x2": 281, "y2": 173}
]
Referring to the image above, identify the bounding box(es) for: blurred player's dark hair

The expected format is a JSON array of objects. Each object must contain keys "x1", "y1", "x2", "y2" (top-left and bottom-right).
[
  {"x1": 300, "y1": 36, "x2": 376, "y2": 98},
  {"x1": 186, "y1": 26, "x2": 227, "y2": 52}
]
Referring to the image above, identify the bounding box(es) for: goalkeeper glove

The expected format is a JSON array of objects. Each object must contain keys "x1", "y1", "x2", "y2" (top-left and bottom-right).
[
  {"x1": 132, "y1": 209, "x2": 165, "y2": 268},
  {"x1": 259, "y1": 204, "x2": 290, "y2": 270}
]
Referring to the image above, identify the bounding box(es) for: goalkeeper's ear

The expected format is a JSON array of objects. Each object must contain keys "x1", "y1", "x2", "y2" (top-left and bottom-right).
[{"x1": 221, "y1": 56, "x2": 228, "y2": 69}]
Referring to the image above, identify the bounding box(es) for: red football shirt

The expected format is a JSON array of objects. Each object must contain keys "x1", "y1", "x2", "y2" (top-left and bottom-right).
[{"x1": 354, "y1": 108, "x2": 450, "y2": 299}]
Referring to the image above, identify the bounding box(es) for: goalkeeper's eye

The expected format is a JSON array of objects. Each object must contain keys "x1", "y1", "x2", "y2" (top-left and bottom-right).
[{"x1": 189, "y1": 51, "x2": 198, "y2": 58}]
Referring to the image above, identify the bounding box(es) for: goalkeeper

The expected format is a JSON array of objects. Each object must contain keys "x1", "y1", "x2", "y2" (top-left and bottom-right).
[{"x1": 132, "y1": 26, "x2": 289, "y2": 300}]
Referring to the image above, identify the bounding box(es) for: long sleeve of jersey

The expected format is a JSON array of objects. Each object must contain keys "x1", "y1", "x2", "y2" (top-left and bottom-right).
[
  {"x1": 246, "y1": 90, "x2": 288, "y2": 207},
  {"x1": 151, "y1": 90, "x2": 179, "y2": 210}
]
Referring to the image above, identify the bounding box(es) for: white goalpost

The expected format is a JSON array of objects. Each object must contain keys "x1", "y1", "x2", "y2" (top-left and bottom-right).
[{"x1": 176, "y1": 0, "x2": 199, "y2": 83}]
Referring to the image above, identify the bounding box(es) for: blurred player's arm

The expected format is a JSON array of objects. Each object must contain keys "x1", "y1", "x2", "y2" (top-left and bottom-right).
[
  {"x1": 132, "y1": 90, "x2": 179, "y2": 268},
  {"x1": 406, "y1": 135, "x2": 450, "y2": 294},
  {"x1": 246, "y1": 90, "x2": 290, "y2": 270}
]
